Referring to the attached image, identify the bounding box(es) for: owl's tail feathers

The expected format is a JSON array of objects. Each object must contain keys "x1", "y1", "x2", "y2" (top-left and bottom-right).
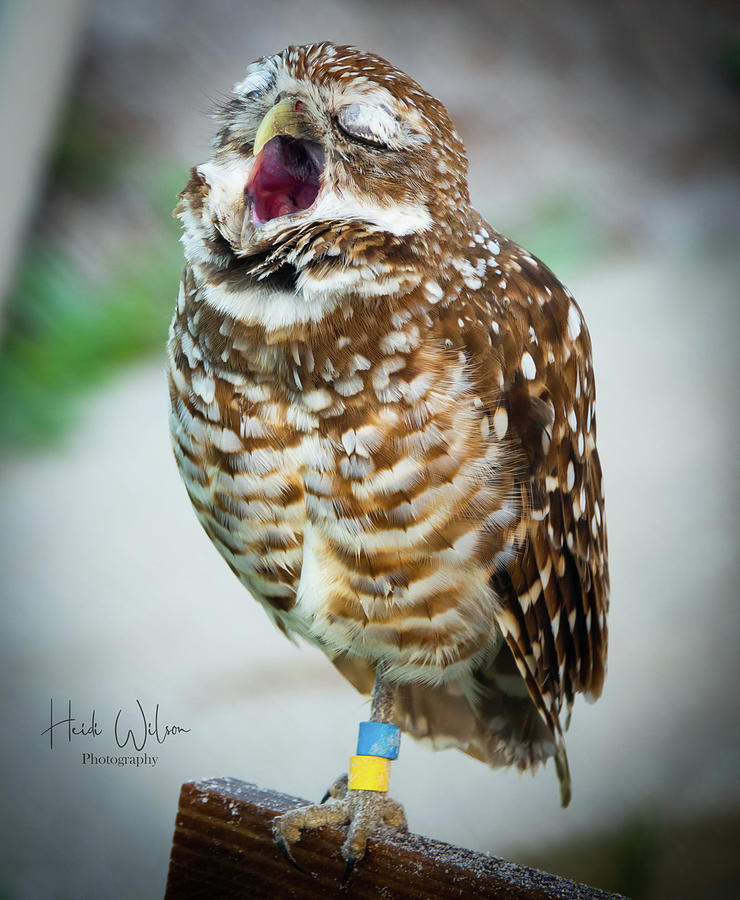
[{"x1": 555, "y1": 739, "x2": 572, "y2": 808}]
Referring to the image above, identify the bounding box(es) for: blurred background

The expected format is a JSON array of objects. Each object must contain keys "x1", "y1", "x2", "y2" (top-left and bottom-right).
[{"x1": 1, "y1": 0, "x2": 739, "y2": 897}]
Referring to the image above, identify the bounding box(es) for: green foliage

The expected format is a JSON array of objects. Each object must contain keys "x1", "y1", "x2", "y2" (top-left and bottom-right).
[
  {"x1": 0, "y1": 235, "x2": 182, "y2": 448},
  {"x1": 0, "y1": 69, "x2": 190, "y2": 450},
  {"x1": 0, "y1": 155, "x2": 185, "y2": 448},
  {"x1": 0, "y1": 87, "x2": 191, "y2": 449}
]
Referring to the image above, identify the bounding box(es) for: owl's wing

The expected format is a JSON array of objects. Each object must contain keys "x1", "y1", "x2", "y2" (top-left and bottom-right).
[
  {"x1": 472, "y1": 238, "x2": 609, "y2": 748},
  {"x1": 332, "y1": 235, "x2": 608, "y2": 805}
]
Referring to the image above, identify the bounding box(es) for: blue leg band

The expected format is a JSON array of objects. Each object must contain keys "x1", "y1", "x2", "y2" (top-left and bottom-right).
[{"x1": 356, "y1": 721, "x2": 401, "y2": 760}]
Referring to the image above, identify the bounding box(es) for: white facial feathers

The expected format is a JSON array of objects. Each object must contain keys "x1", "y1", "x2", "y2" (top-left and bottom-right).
[{"x1": 233, "y1": 58, "x2": 278, "y2": 99}]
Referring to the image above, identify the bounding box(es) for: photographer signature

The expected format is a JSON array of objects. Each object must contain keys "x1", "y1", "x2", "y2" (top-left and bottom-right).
[{"x1": 42, "y1": 699, "x2": 190, "y2": 750}]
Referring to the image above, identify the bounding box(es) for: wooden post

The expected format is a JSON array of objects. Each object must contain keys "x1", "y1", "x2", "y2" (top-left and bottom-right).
[{"x1": 165, "y1": 778, "x2": 624, "y2": 899}]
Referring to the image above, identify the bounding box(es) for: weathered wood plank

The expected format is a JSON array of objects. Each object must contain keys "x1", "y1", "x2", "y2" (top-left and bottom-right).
[{"x1": 165, "y1": 778, "x2": 625, "y2": 899}]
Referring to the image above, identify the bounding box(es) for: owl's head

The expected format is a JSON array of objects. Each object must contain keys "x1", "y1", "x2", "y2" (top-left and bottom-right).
[{"x1": 178, "y1": 43, "x2": 470, "y2": 324}]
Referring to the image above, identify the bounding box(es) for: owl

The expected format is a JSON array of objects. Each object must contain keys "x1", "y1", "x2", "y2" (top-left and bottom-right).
[{"x1": 168, "y1": 42, "x2": 608, "y2": 879}]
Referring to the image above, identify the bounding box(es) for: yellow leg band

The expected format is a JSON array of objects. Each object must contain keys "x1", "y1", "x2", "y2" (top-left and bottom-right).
[{"x1": 348, "y1": 754, "x2": 391, "y2": 792}]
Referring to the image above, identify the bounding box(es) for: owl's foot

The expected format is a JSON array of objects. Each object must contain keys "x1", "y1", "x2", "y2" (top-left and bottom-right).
[{"x1": 272, "y1": 785, "x2": 408, "y2": 884}]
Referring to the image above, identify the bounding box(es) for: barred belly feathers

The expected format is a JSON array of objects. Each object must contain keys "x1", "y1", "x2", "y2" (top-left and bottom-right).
[{"x1": 168, "y1": 43, "x2": 609, "y2": 806}]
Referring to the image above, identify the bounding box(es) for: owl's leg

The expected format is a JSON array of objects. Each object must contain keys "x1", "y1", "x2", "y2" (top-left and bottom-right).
[{"x1": 272, "y1": 666, "x2": 408, "y2": 884}]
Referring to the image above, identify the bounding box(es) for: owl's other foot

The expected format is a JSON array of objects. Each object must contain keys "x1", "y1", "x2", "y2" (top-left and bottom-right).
[{"x1": 272, "y1": 785, "x2": 408, "y2": 884}]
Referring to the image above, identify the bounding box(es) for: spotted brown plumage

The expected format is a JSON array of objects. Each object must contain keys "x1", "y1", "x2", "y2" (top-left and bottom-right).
[{"x1": 168, "y1": 42, "x2": 608, "y2": 823}]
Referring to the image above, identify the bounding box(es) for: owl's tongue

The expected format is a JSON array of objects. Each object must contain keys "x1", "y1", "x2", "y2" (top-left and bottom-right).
[{"x1": 246, "y1": 135, "x2": 323, "y2": 225}]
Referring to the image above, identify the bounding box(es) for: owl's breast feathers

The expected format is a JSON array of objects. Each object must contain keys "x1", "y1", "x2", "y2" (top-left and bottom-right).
[{"x1": 168, "y1": 208, "x2": 608, "y2": 783}]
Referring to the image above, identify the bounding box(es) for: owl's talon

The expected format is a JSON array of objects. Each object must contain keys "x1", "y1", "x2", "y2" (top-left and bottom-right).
[
  {"x1": 340, "y1": 853, "x2": 357, "y2": 887},
  {"x1": 321, "y1": 772, "x2": 348, "y2": 804},
  {"x1": 275, "y1": 834, "x2": 314, "y2": 877}
]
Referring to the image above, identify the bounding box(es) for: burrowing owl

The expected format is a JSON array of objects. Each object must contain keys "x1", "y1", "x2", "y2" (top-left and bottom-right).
[{"x1": 168, "y1": 42, "x2": 608, "y2": 877}]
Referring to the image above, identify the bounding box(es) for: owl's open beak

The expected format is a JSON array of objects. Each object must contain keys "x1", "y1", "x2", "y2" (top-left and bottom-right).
[
  {"x1": 253, "y1": 97, "x2": 303, "y2": 156},
  {"x1": 246, "y1": 98, "x2": 324, "y2": 226}
]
